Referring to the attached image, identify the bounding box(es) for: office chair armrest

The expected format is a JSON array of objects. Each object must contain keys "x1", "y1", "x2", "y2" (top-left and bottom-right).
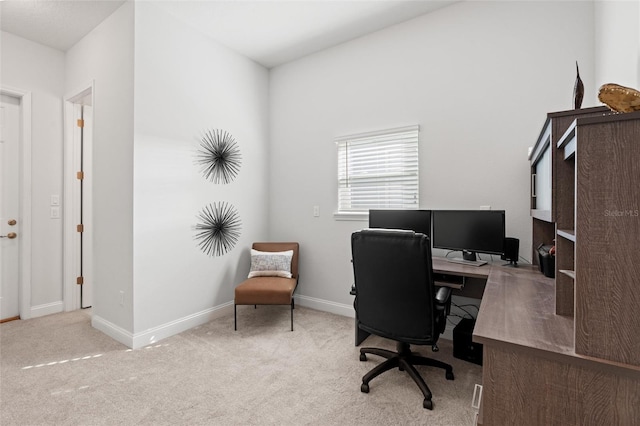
[
  {"x1": 435, "y1": 286, "x2": 451, "y2": 306},
  {"x1": 434, "y1": 286, "x2": 452, "y2": 335}
]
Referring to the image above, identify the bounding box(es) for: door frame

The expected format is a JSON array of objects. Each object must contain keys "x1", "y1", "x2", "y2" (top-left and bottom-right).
[
  {"x1": 1, "y1": 86, "x2": 33, "y2": 320},
  {"x1": 63, "y1": 83, "x2": 94, "y2": 311}
]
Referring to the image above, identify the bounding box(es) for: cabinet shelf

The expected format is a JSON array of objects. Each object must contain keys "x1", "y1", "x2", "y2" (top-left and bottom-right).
[
  {"x1": 531, "y1": 209, "x2": 552, "y2": 222},
  {"x1": 557, "y1": 120, "x2": 577, "y2": 160},
  {"x1": 557, "y1": 229, "x2": 575, "y2": 242},
  {"x1": 559, "y1": 269, "x2": 575, "y2": 279}
]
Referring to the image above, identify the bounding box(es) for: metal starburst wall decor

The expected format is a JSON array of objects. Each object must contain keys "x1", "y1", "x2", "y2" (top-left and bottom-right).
[
  {"x1": 194, "y1": 202, "x2": 242, "y2": 257},
  {"x1": 195, "y1": 129, "x2": 242, "y2": 184}
]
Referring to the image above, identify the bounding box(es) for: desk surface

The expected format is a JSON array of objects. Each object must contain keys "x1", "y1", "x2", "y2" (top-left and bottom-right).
[
  {"x1": 473, "y1": 263, "x2": 640, "y2": 375},
  {"x1": 472, "y1": 264, "x2": 573, "y2": 353},
  {"x1": 432, "y1": 256, "x2": 492, "y2": 279},
  {"x1": 432, "y1": 259, "x2": 574, "y2": 355}
]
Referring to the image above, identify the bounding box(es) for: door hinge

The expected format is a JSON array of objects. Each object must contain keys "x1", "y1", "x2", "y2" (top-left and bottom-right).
[
  {"x1": 76, "y1": 276, "x2": 84, "y2": 285},
  {"x1": 77, "y1": 171, "x2": 84, "y2": 180},
  {"x1": 77, "y1": 224, "x2": 84, "y2": 233},
  {"x1": 77, "y1": 119, "x2": 84, "y2": 128}
]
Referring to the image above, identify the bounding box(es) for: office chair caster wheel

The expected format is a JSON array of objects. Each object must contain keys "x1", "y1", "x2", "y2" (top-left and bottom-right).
[
  {"x1": 360, "y1": 353, "x2": 367, "y2": 361},
  {"x1": 423, "y1": 399, "x2": 433, "y2": 410},
  {"x1": 361, "y1": 383, "x2": 369, "y2": 393},
  {"x1": 432, "y1": 344, "x2": 439, "y2": 352},
  {"x1": 446, "y1": 371, "x2": 454, "y2": 380}
]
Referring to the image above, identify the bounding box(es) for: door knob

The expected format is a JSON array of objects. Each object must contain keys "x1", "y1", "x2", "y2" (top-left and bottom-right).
[
  {"x1": 8, "y1": 219, "x2": 17, "y2": 226},
  {"x1": 0, "y1": 232, "x2": 17, "y2": 239}
]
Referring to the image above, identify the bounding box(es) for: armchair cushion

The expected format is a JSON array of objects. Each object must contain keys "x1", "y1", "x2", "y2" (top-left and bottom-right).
[
  {"x1": 234, "y1": 276, "x2": 298, "y2": 305},
  {"x1": 248, "y1": 249, "x2": 293, "y2": 278}
]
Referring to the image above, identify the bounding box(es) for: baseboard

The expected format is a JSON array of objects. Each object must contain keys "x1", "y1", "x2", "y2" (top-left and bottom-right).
[
  {"x1": 30, "y1": 301, "x2": 64, "y2": 318},
  {"x1": 92, "y1": 315, "x2": 134, "y2": 348},
  {"x1": 93, "y1": 297, "x2": 348, "y2": 349},
  {"x1": 295, "y1": 294, "x2": 354, "y2": 318},
  {"x1": 132, "y1": 302, "x2": 234, "y2": 349},
  {"x1": 93, "y1": 302, "x2": 235, "y2": 349}
]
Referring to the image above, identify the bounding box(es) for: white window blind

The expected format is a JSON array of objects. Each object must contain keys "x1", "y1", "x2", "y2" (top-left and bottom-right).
[{"x1": 336, "y1": 125, "x2": 419, "y2": 215}]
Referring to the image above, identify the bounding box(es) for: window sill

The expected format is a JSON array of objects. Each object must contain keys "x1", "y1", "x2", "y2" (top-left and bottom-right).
[{"x1": 333, "y1": 212, "x2": 368, "y2": 221}]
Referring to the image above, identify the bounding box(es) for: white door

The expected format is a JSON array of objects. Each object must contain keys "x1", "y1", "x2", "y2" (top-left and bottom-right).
[
  {"x1": 74, "y1": 103, "x2": 93, "y2": 308},
  {"x1": 65, "y1": 92, "x2": 93, "y2": 311},
  {"x1": 0, "y1": 94, "x2": 21, "y2": 321}
]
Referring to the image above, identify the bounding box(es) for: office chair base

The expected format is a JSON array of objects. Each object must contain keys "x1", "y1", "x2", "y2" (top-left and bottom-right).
[{"x1": 359, "y1": 342, "x2": 454, "y2": 410}]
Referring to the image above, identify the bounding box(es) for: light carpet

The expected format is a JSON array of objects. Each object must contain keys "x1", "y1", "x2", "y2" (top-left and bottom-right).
[{"x1": 1, "y1": 306, "x2": 481, "y2": 425}]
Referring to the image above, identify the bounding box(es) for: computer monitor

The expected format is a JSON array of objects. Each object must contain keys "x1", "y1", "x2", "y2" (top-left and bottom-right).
[
  {"x1": 432, "y1": 210, "x2": 505, "y2": 261},
  {"x1": 368, "y1": 209, "x2": 432, "y2": 238}
]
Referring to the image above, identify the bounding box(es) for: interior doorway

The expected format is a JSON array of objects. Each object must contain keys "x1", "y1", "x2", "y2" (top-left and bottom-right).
[
  {"x1": 1, "y1": 95, "x2": 21, "y2": 321},
  {"x1": 0, "y1": 87, "x2": 32, "y2": 322},
  {"x1": 64, "y1": 86, "x2": 94, "y2": 311}
]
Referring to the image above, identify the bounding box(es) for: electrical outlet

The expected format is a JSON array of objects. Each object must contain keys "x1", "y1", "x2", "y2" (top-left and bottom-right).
[{"x1": 50, "y1": 207, "x2": 60, "y2": 219}]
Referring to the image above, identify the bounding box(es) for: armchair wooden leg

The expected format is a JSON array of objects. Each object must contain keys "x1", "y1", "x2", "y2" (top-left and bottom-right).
[
  {"x1": 290, "y1": 300, "x2": 294, "y2": 331},
  {"x1": 234, "y1": 304, "x2": 237, "y2": 330}
]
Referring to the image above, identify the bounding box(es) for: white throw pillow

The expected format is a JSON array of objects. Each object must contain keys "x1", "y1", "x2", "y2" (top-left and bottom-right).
[{"x1": 248, "y1": 249, "x2": 293, "y2": 278}]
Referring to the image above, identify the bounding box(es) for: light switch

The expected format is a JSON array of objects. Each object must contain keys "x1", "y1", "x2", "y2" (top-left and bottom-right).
[
  {"x1": 313, "y1": 206, "x2": 320, "y2": 217},
  {"x1": 50, "y1": 206, "x2": 60, "y2": 219},
  {"x1": 51, "y1": 195, "x2": 60, "y2": 206}
]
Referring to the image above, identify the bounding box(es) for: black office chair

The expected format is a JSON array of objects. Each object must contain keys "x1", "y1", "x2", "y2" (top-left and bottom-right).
[{"x1": 351, "y1": 229, "x2": 454, "y2": 410}]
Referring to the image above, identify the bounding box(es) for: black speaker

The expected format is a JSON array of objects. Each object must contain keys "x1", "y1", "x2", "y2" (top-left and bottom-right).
[
  {"x1": 501, "y1": 237, "x2": 519, "y2": 266},
  {"x1": 453, "y1": 318, "x2": 483, "y2": 365}
]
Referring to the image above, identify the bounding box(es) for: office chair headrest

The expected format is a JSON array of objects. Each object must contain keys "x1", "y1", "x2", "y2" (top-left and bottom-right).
[{"x1": 361, "y1": 228, "x2": 416, "y2": 236}]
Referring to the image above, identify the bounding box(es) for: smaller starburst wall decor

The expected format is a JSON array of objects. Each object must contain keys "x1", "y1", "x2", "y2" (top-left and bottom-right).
[
  {"x1": 194, "y1": 202, "x2": 242, "y2": 257},
  {"x1": 195, "y1": 129, "x2": 242, "y2": 184}
]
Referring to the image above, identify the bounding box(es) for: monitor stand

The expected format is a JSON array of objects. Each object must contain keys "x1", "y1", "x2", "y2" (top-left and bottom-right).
[
  {"x1": 462, "y1": 250, "x2": 477, "y2": 262},
  {"x1": 445, "y1": 250, "x2": 488, "y2": 266}
]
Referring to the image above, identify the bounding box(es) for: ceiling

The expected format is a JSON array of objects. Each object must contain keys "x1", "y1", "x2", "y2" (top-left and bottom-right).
[{"x1": 0, "y1": 0, "x2": 458, "y2": 68}]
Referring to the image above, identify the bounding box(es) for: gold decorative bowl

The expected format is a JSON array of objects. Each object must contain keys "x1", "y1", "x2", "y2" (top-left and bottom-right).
[{"x1": 598, "y1": 83, "x2": 640, "y2": 113}]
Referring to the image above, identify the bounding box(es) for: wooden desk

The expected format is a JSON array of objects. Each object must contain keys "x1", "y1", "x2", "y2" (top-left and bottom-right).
[
  {"x1": 474, "y1": 264, "x2": 640, "y2": 425},
  {"x1": 353, "y1": 259, "x2": 640, "y2": 423},
  {"x1": 432, "y1": 257, "x2": 491, "y2": 300},
  {"x1": 432, "y1": 257, "x2": 492, "y2": 280}
]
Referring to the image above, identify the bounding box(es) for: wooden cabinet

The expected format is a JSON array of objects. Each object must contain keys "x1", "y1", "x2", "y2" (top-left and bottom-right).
[
  {"x1": 476, "y1": 109, "x2": 640, "y2": 425},
  {"x1": 556, "y1": 111, "x2": 640, "y2": 366},
  {"x1": 528, "y1": 107, "x2": 610, "y2": 266}
]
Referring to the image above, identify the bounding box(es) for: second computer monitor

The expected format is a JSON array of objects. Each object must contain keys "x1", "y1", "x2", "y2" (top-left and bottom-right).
[
  {"x1": 368, "y1": 209, "x2": 432, "y2": 238},
  {"x1": 432, "y1": 210, "x2": 505, "y2": 260}
]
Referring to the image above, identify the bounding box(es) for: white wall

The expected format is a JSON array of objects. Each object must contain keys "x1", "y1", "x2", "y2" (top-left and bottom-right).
[
  {"x1": 132, "y1": 2, "x2": 270, "y2": 343},
  {"x1": 5, "y1": 0, "x2": 637, "y2": 346},
  {"x1": 595, "y1": 0, "x2": 640, "y2": 88},
  {"x1": 65, "y1": 2, "x2": 135, "y2": 337},
  {"x1": 0, "y1": 31, "x2": 65, "y2": 318},
  {"x1": 269, "y1": 1, "x2": 596, "y2": 314}
]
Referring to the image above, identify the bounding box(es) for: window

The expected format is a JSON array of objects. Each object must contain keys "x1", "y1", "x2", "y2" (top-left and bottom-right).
[{"x1": 335, "y1": 125, "x2": 419, "y2": 218}]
